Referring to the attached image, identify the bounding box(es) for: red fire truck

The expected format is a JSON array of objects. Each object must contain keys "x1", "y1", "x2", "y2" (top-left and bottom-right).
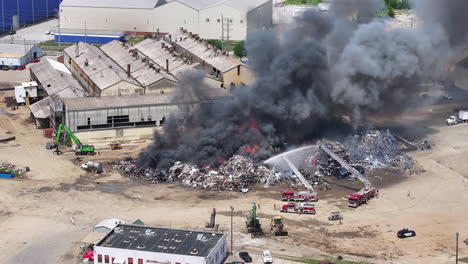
[
  {"x1": 281, "y1": 190, "x2": 318, "y2": 202},
  {"x1": 281, "y1": 202, "x2": 316, "y2": 214},
  {"x1": 348, "y1": 188, "x2": 378, "y2": 208}
]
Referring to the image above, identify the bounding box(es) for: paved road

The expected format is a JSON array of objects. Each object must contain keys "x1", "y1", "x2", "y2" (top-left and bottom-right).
[{"x1": 0, "y1": 19, "x2": 58, "y2": 43}]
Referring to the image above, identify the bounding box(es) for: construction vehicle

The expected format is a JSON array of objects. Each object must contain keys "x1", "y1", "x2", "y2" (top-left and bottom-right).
[
  {"x1": 110, "y1": 142, "x2": 122, "y2": 150},
  {"x1": 281, "y1": 189, "x2": 317, "y2": 202},
  {"x1": 270, "y1": 216, "x2": 288, "y2": 236},
  {"x1": 204, "y1": 208, "x2": 219, "y2": 231},
  {"x1": 320, "y1": 144, "x2": 378, "y2": 208},
  {"x1": 246, "y1": 203, "x2": 262, "y2": 238},
  {"x1": 281, "y1": 202, "x2": 316, "y2": 214},
  {"x1": 328, "y1": 212, "x2": 343, "y2": 221},
  {"x1": 282, "y1": 156, "x2": 318, "y2": 201},
  {"x1": 48, "y1": 124, "x2": 95, "y2": 155}
]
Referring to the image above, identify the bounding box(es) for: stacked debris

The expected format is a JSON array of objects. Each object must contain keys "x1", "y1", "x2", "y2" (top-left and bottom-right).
[
  {"x1": 343, "y1": 130, "x2": 414, "y2": 171},
  {"x1": 0, "y1": 163, "x2": 29, "y2": 177},
  {"x1": 111, "y1": 155, "x2": 272, "y2": 192}
]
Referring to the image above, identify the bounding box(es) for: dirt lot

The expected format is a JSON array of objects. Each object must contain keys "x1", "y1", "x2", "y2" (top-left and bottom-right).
[{"x1": 0, "y1": 83, "x2": 468, "y2": 264}]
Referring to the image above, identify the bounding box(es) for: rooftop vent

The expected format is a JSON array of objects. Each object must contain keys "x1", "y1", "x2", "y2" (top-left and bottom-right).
[
  {"x1": 137, "y1": 245, "x2": 145, "y2": 249},
  {"x1": 190, "y1": 248, "x2": 198, "y2": 255}
]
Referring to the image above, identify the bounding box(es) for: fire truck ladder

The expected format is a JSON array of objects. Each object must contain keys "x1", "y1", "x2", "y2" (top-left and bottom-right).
[
  {"x1": 282, "y1": 156, "x2": 315, "y2": 192},
  {"x1": 320, "y1": 144, "x2": 372, "y2": 189}
]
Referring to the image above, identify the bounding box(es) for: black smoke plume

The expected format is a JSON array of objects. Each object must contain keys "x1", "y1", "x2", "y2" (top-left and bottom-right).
[{"x1": 138, "y1": 1, "x2": 465, "y2": 170}]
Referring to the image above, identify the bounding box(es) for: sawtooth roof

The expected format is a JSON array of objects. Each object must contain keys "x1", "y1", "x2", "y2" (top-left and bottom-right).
[
  {"x1": 64, "y1": 42, "x2": 140, "y2": 91},
  {"x1": 60, "y1": 0, "x2": 161, "y2": 9}
]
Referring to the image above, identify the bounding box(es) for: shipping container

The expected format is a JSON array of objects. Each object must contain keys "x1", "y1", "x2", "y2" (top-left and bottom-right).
[
  {"x1": 0, "y1": 0, "x2": 62, "y2": 32},
  {"x1": 0, "y1": 172, "x2": 14, "y2": 179}
]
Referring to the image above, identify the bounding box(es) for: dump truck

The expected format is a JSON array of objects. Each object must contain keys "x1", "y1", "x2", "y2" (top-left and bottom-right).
[
  {"x1": 270, "y1": 216, "x2": 288, "y2": 236},
  {"x1": 281, "y1": 202, "x2": 316, "y2": 214},
  {"x1": 281, "y1": 190, "x2": 317, "y2": 202}
]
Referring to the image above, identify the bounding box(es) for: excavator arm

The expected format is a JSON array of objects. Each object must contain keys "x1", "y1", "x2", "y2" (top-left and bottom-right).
[
  {"x1": 320, "y1": 144, "x2": 372, "y2": 189},
  {"x1": 55, "y1": 124, "x2": 83, "y2": 147}
]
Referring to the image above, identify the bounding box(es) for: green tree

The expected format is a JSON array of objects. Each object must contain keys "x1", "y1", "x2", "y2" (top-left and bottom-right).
[
  {"x1": 207, "y1": 39, "x2": 222, "y2": 50},
  {"x1": 233, "y1": 41, "x2": 247, "y2": 59},
  {"x1": 387, "y1": 6, "x2": 395, "y2": 17}
]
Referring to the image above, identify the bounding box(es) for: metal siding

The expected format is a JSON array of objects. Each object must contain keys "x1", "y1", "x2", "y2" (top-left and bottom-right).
[
  {"x1": 1, "y1": 0, "x2": 62, "y2": 32},
  {"x1": 55, "y1": 34, "x2": 123, "y2": 44}
]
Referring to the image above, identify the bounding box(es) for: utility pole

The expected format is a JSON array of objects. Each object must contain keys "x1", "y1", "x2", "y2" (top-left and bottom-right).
[
  {"x1": 456, "y1": 232, "x2": 459, "y2": 264},
  {"x1": 32, "y1": 0, "x2": 35, "y2": 24},
  {"x1": 46, "y1": 0, "x2": 49, "y2": 19},
  {"x1": 221, "y1": 14, "x2": 224, "y2": 50},
  {"x1": 230, "y1": 205, "x2": 234, "y2": 255},
  {"x1": 58, "y1": 10, "x2": 61, "y2": 52}
]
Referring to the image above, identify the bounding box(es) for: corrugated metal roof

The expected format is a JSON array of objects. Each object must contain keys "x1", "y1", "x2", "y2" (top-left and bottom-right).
[
  {"x1": 29, "y1": 97, "x2": 50, "y2": 119},
  {"x1": 29, "y1": 58, "x2": 85, "y2": 97},
  {"x1": 64, "y1": 42, "x2": 140, "y2": 90},
  {"x1": 172, "y1": 33, "x2": 240, "y2": 72},
  {"x1": 63, "y1": 88, "x2": 230, "y2": 110},
  {"x1": 100, "y1": 40, "x2": 176, "y2": 86},
  {"x1": 61, "y1": 0, "x2": 160, "y2": 9}
]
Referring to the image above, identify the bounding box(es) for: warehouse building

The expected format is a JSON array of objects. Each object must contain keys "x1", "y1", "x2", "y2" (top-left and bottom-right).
[
  {"x1": 64, "y1": 42, "x2": 142, "y2": 97},
  {"x1": 94, "y1": 224, "x2": 227, "y2": 264},
  {"x1": 58, "y1": 88, "x2": 230, "y2": 141},
  {"x1": 0, "y1": 44, "x2": 43, "y2": 66},
  {"x1": 100, "y1": 40, "x2": 178, "y2": 93},
  {"x1": 29, "y1": 58, "x2": 86, "y2": 128},
  {"x1": 59, "y1": 0, "x2": 272, "y2": 41},
  {"x1": 168, "y1": 29, "x2": 254, "y2": 89},
  {"x1": 0, "y1": 0, "x2": 62, "y2": 32}
]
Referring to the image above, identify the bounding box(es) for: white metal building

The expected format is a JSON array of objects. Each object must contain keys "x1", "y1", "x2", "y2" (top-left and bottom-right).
[
  {"x1": 59, "y1": 0, "x2": 273, "y2": 40},
  {"x1": 0, "y1": 44, "x2": 43, "y2": 66},
  {"x1": 94, "y1": 224, "x2": 227, "y2": 264},
  {"x1": 94, "y1": 218, "x2": 126, "y2": 234}
]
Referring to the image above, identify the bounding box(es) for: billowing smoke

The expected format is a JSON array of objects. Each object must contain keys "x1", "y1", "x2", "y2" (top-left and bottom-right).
[{"x1": 138, "y1": 1, "x2": 464, "y2": 170}]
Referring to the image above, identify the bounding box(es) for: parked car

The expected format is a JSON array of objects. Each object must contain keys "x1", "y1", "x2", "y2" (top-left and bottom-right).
[
  {"x1": 17, "y1": 65, "x2": 26, "y2": 70},
  {"x1": 1, "y1": 65, "x2": 11, "y2": 71},
  {"x1": 11, "y1": 65, "x2": 18, "y2": 70},
  {"x1": 262, "y1": 250, "x2": 273, "y2": 264},
  {"x1": 397, "y1": 228, "x2": 416, "y2": 239},
  {"x1": 8, "y1": 30, "x2": 16, "y2": 35},
  {"x1": 442, "y1": 94, "x2": 453, "y2": 100},
  {"x1": 239, "y1": 252, "x2": 252, "y2": 263},
  {"x1": 31, "y1": 59, "x2": 41, "y2": 63}
]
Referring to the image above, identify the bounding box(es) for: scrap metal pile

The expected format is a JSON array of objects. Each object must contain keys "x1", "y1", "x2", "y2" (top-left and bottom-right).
[
  {"x1": 0, "y1": 162, "x2": 29, "y2": 177},
  {"x1": 111, "y1": 155, "x2": 274, "y2": 192},
  {"x1": 343, "y1": 130, "x2": 414, "y2": 171}
]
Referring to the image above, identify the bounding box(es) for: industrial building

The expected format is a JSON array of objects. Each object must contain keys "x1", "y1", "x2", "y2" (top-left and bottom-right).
[
  {"x1": 57, "y1": 88, "x2": 230, "y2": 141},
  {"x1": 64, "y1": 42, "x2": 142, "y2": 97},
  {"x1": 168, "y1": 29, "x2": 254, "y2": 89},
  {"x1": 29, "y1": 58, "x2": 86, "y2": 128},
  {"x1": 0, "y1": 0, "x2": 62, "y2": 32},
  {"x1": 58, "y1": 0, "x2": 273, "y2": 40},
  {"x1": 94, "y1": 224, "x2": 227, "y2": 264},
  {"x1": 0, "y1": 44, "x2": 43, "y2": 66}
]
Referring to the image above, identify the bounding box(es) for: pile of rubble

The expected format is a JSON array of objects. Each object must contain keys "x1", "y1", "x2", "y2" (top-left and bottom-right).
[
  {"x1": 0, "y1": 163, "x2": 29, "y2": 177},
  {"x1": 111, "y1": 155, "x2": 272, "y2": 192},
  {"x1": 343, "y1": 130, "x2": 414, "y2": 171}
]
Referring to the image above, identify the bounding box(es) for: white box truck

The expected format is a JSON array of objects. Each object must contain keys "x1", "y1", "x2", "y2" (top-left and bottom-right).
[{"x1": 446, "y1": 110, "x2": 468, "y2": 125}]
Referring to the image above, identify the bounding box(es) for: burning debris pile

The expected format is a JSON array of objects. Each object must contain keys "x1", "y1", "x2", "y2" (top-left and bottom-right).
[{"x1": 112, "y1": 155, "x2": 272, "y2": 192}]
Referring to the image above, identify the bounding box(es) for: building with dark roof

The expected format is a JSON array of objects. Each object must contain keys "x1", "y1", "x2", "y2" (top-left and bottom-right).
[{"x1": 93, "y1": 224, "x2": 227, "y2": 264}]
